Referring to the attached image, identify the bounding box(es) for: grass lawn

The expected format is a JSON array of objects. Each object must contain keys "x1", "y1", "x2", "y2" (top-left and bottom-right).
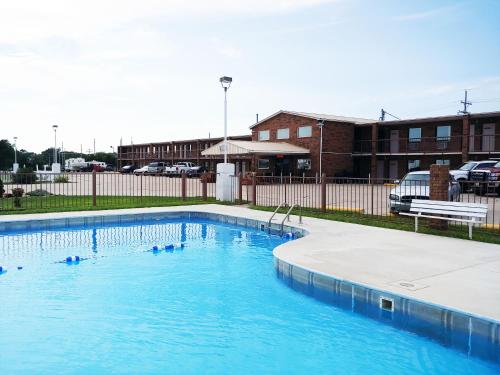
[
  {"x1": 250, "y1": 205, "x2": 500, "y2": 245},
  {"x1": 0, "y1": 195, "x2": 215, "y2": 215}
]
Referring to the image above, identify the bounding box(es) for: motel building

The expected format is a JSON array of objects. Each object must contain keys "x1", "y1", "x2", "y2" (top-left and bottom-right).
[{"x1": 117, "y1": 110, "x2": 500, "y2": 179}]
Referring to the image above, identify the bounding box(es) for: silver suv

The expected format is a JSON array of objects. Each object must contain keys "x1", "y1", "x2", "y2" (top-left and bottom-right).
[{"x1": 147, "y1": 162, "x2": 169, "y2": 174}]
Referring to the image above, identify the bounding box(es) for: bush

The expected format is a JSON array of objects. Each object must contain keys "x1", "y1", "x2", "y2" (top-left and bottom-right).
[
  {"x1": 0, "y1": 177, "x2": 4, "y2": 197},
  {"x1": 26, "y1": 189, "x2": 53, "y2": 197},
  {"x1": 12, "y1": 187, "x2": 24, "y2": 208},
  {"x1": 54, "y1": 175, "x2": 69, "y2": 183},
  {"x1": 12, "y1": 168, "x2": 37, "y2": 184}
]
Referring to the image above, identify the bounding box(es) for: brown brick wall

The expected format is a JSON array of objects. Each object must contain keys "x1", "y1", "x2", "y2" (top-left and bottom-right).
[{"x1": 252, "y1": 112, "x2": 355, "y2": 176}]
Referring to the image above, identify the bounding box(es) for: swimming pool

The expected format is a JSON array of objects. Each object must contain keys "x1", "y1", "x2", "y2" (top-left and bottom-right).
[{"x1": 0, "y1": 215, "x2": 498, "y2": 374}]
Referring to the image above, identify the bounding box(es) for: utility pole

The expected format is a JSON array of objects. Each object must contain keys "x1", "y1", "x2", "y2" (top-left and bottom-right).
[
  {"x1": 379, "y1": 108, "x2": 400, "y2": 121},
  {"x1": 93, "y1": 138, "x2": 96, "y2": 154},
  {"x1": 458, "y1": 89, "x2": 472, "y2": 115}
]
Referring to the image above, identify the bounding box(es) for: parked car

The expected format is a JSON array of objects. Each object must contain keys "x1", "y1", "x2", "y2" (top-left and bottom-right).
[
  {"x1": 469, "y1": 160, "x2": 500, "y2": 195},
  {"x1": 164, "y1": 162, "x2": 198, "y2": 177},
  {"x1": 389, "y1": 171, "x2": 461, "y2": 213},
  {"x1": 133, "y1": 166, "x2": 149, "y2": 175},
  {"x1": 120, "y1": 165, "x2": 138, "y2": 173},
  {"x1": 187, "y1": 165, "x2": 207, "y2": 178},
  {"x1": 450, "y1": 160, "x2": 497, "y2": 182},
  {"x1": 105, "y1": 165, "x2": 115, "y2": 172},
  {"x1": 147, "y1": 162, "x2": 169, "y2": 174}
]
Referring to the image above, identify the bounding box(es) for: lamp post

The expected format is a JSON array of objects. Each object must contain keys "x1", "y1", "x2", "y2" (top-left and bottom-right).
[
  {"x1": 317, "y1": 120, "x2": 325, "y2": 179},
  {"x1": 13, "y1": 137, "x2": 18, "y2": 164},
  {"x1": 219, "y1": 76, "x2": 232, "y2": 164},
  {"x1": 52, "y1": 125, "x2": 58, "y2": 164},
  {"x1": 110, "y1": 146, "x2": 115, "y2": 154},
  {"x1": 13, "y1": 136, "x2": 19, "y2": 173}
]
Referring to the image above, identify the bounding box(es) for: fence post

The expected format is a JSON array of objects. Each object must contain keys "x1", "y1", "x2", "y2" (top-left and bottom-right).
[
  {"x1": 251, "y1": 173, "x2": 257, "y2": 206},
  {"x1": 201, "y1": 172, "x2": 208, "y2": 201},
  {"x1": 237, "y1": 172, "x2": 242, "y2": 204},
  {"x1": 92, "y1": 170, "x2": 97, "y2": 206},
  {"x1": 321, "y1": 173, "x2": 327, "y2": 212},
  {"x1": 181, "y1": 171, "x2": 187, "y2": 201},
  {"x1": 429, "y1": 164, "x2": 449, "y2": 230},
  {"x1": 370, "y1": 173, "x2": 374, "y2": 216}
]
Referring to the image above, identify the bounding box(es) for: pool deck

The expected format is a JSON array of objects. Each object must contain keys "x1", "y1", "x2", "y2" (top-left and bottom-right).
[{"x1": 1, "y1": 204, "x2": 499, "y2": 322}]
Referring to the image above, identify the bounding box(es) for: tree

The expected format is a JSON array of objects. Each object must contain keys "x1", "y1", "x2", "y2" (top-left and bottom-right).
[{"x1": 0, "y1": 139, "x2": 15, "y2": 170}]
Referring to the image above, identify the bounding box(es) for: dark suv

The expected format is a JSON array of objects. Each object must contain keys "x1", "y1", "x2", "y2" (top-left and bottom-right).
[{"x1": 469, "y1": 161, "x2": 500, "y2": 195}]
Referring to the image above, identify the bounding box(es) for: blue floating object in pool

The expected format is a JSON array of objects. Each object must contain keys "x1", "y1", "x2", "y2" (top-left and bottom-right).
[
  {"x1": 74, "y1": 256, "x2": 80, "y2": 262},
  {"x1": 17, "y1": 266, "x2": 23, "y2": 270},
  {"x1": 66, "y1": 256, "x2": 73, "y2": 263},
  {"x1": 165, "y1": 244, "x2": 174, "y2": 251},
  {"x1": 153, "y1": 245, "x2": 158, "y2": 251},
  {"x1": 0, "y1": 266, "x2": 3, "y2": 273}
]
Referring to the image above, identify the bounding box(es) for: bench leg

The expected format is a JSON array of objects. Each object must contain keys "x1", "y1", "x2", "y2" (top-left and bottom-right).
[{"x1": 415, "y1": 216, "x2": 418, "y2": 233}]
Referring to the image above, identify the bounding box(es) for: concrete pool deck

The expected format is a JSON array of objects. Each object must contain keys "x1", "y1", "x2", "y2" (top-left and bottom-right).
[{"x1": 1, "y1": 204, "x2": 499, "y2": 323}]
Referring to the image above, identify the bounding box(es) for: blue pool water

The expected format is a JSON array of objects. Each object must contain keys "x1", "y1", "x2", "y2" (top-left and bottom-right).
[{"x1": 0, "y1": 217, "x2": 498, "y2": 375}]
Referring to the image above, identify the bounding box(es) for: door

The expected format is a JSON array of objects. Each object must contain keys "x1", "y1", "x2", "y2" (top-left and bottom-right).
[
  {"x1": 389, "y1": 160, "x2": 398, "y2": 180},
  {"x1": 275, "y1": 158, "x2": 290, "y2": 175},
  {"x1": 469, "y1": 124, "x2": 475, "y2": 152},
  {"x1": 390, "y1": 130, "x2": 399, "y2": 153},
  {"x1": 376, "y1": 160, "x2": 385, "y2": 180},
  {"x1": 482, "y1": 124, "x2": 495, "y2": 152}
]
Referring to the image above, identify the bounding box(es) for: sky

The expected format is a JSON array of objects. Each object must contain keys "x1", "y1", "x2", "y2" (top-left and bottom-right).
[{"x1": 0, "y1": 0, "x2": 499, "y2": 153}]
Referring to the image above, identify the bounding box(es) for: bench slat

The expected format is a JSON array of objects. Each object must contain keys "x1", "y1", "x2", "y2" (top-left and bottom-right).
[
  {"x1": 409, "y1": 207, "x2": 487, "y2": 218},
  {"x1": 411, "y1": 199, "x2": 488, "y2": 209}
]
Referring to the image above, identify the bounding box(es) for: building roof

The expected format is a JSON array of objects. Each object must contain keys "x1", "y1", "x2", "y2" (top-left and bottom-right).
[
  {"x1": 376, "y1": 111, "x2": 500, "y2": 126},
  {"x1": 118, "y1": 134, "x2": 251, "y2": 148},
  {"x1": 250, "y1": 110, "x2": 377, "y2": 129},
  {"x1": 201, "y1": 140, "x2": 310, "y2": 156}
]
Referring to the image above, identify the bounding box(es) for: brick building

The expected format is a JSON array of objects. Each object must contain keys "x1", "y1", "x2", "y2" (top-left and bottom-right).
[
  {"x1": 117, "y1": 135, "x2": 251, "y2": 172},
  {"x1": 118, "y1": 110, "x2": 500, "y2": 178}
]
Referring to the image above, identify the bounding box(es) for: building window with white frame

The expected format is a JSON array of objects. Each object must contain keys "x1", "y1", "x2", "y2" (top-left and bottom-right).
[
  {"x1": 276, "y1": 128, "x2": 290, "y2": 140},
  {"x1": 297, "y1": 159, "x2": 311, "y2": 170},
  {"x1": 258, "y1": 130, "x2": 270, "y2": 141},
  {"x1": 258, "y1": 159, "x2": 270, "y2": 169},
  {"x1": 297, "y1": 126, "x2": 312, "y2": 138}
]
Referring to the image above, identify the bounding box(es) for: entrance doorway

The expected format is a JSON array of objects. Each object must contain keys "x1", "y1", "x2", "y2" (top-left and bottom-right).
[
  {"x1": 275, "y1": 158, "x2": 291, "y2": 175},
  {"x1": 389, "y1": 160, "x2": 398, "y2": 180},
  {"x1": 482, "y1": 124, "x2": 495, "y2": 152},
  {"x1": 377, "y1": 160, "x2": 385, "y2": 179},
  {"x1": 390, "y1": 130, "x2": 400, "y2": 153}
]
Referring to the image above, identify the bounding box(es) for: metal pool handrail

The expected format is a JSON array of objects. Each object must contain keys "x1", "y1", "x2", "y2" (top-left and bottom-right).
[
  {"x1": 280, "y1": 204, "x2": 302, "y2": 235},
  {"x1": 268, "y1": 202, "x2": 286, "y2": 231}
]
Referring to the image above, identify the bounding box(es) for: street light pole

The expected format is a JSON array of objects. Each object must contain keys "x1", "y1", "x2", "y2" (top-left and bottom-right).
[
  {"x1": 13, "y1": 137, "x2": 18, "y2": 164},
  {"x1": 52, "y1": 125, "x2": 58, "y2": 164},
  {"x1": 219, "y1": 76, "x2": 232, "y2": 164}
]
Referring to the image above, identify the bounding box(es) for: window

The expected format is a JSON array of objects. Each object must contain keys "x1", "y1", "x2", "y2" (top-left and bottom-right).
[
  {"x1": 297, "y1": 126, "x2": 312, "y2": 138},
  {"x1": 408, "y1": 159, "x2": 420, "y2": 172},
  {"x1": 277, "y1": 128, "x2": 290, "y2": 140},
  {"x1": 258, "y1": 159, "x2": 270, "y2": 169},
  {"x1": 408, "y1": 128, "x2": 421, "y2": 142},
  {"x1": 436, "y1": 159, "x2": 450, "y2": 165},
  {"x1": 297, "y1": 159, "x2": 311, "y2": 170},
  {"x1": 436, "y1": 125, "x2": 451, "y2": 141},
  {"x1": 258, "y1": 130, "x2": 270, "y2": 141}
]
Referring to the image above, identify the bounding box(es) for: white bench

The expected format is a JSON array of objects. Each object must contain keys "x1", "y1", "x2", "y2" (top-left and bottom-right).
[{"x1": 400, "y1": 199, "x2": 488, "y2": 239}]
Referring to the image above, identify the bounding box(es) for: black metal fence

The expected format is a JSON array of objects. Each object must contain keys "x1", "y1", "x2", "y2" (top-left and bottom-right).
[
  {"x1": 253, "y1": 175, "x2": 500, "y2": 236},
  {"x1": 0, "y1": 171, "x2": 224, "y2": 212}
]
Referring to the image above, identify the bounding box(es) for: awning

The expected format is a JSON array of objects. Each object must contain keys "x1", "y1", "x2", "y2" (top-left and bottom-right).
[{"x1": 201, "y1": 140, "x2": 310, "y2": 156}]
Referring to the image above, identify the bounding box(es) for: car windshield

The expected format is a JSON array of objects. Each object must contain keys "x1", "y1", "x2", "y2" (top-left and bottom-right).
[
  {"x1": 401, "y1": 174, "x2": 430, "y2": 186},
  {"x1": 458, "y1": 162, "x2": 475, "y2": 171},
  {"x1": 495, "y1": 161, "x2": 500, "y2": 168}
]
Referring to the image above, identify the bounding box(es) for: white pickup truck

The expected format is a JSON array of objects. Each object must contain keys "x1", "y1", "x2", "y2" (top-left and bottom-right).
[{"x1": 164, "y1": 162, "x2": 197, "y2": 177}]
